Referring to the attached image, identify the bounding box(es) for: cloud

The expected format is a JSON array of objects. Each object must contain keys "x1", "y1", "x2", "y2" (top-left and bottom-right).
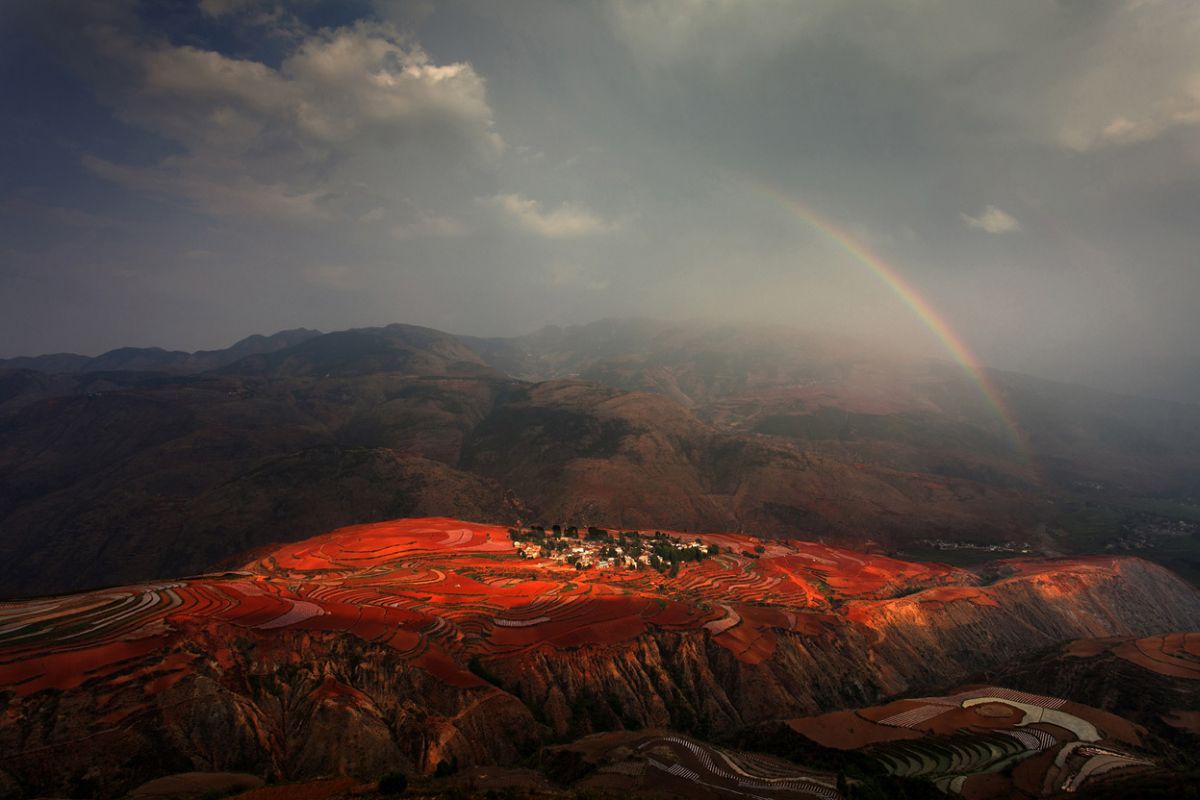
[
  {"x1": 355, "y1": 202, "x2": 468, "y2": 240},
  {"x1": 609, "y1": 0, "x2": 828, "y2": 75},
  {"x1": 864, "y1": 1, "x2": 1200, "y2": 155},
  {"x1": 482, "y1": 193, "x2": 617, "y2": 239},
  {"x1": 1, "y1": 198, "x2": 127, "y2": 231},
  {"x1": 197, "y1": 0, "x2": 255, "y2": 16},
  {"x1": 1041, "y1": 2, "x2": 1200, "y2": 152},
  {"x1": 389, "y1": 211, "x2": 468, "y2": 241},
  {"x1": 304, "y1": 263, "x2": 367, "y2": 291},
  {"x1": 960, "y1": 205, "x2": 1021, "y2": 234},
  {"x1": 84, "y1": 20, "x2": 502, "y2": 224},
  {"x1": 81, "y1": 155, "x2": 331, "y2": 224},
  {"x1": 543, "y1": 262, "x2": 610, "y2": 290},
  {"x1": 281, "y1": 23, "x2": 502, "y2": 154},
  {"x1": 610, "y1": 1, "x2": 1200, "y2": 156}
]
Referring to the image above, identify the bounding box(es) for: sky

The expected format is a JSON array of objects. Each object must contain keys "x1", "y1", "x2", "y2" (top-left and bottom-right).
[{"x1": 2, "y1": 0, "x2": 1199, "y2": 401}]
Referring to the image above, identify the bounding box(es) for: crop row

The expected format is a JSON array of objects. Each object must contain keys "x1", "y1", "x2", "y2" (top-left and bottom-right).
[
  {"x1": 641, "y1": 736, "x2": 839, "y2": 799},
  {"x1": 870, "y1": 732, "x2": 1027, "y2": 779},
  {"x1": 918, "y1": 686, "x2": 1066, "y2": 709}
]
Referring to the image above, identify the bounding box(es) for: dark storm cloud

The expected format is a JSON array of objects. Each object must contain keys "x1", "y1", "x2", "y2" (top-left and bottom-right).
[{"x1": 1, "y1": 0, "x2": 1199, "y2": 400}]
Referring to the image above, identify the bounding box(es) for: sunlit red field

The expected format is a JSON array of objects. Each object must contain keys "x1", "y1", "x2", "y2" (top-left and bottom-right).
[
  {"x1": 0, "y1": 517, "x2": 1139, "y2": 700},
  {"x1": 1064, "y1": 632, "x2": 1200, "y2": 681}
]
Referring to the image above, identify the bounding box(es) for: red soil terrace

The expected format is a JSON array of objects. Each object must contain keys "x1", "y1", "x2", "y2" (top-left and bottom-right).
[
  {"x1": 1066, "y1": 632, "x2": 1200, "y2": 681},
  {"x1": 0, "y1": 517, "x2": 1113, "y2": 699},
  {"x1": 787, "y1": 685, "x2": 1154, "y2": 797}
]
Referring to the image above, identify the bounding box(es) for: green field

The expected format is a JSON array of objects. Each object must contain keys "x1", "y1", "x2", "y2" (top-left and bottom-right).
[{"x1": 1053, "y1": 497, "x2": 1200, "y2": 587}]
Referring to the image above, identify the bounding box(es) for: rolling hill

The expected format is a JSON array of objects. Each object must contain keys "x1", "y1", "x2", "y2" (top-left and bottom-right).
[{"x1": 2, "y1": 319, "x2": 1199, "y2": 597}]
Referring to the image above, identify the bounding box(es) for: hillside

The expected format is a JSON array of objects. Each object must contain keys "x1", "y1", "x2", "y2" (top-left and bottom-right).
[
  {"x1": 0, "y1": 329, "x2": 322, "y2": 376},
  {"x1": 2, "y1": 319, "x2": 1200, "y2": 596},
  {"x1": 1, "y1": 517, "x2": 1197, "y2": 798}
]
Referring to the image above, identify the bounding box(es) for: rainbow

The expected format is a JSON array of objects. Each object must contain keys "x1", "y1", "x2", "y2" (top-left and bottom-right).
[{"x1": 748, "y1": 180, "x2": 1033, "y2": 464}]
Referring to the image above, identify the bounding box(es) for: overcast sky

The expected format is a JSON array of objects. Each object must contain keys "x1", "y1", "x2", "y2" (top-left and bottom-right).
[{"x1": 2, "y1": 0, "x2": 1199, "y2": 400}]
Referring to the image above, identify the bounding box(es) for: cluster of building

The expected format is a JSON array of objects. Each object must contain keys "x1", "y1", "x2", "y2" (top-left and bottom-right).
[
  {"x1": 510, "y1": 527, "x2": 714, "y2": 572},
  {"x1": 918, "y1": 538, "x2": 1033, "y2": 554},
  {"x1": 1107, "y1": 516, "x2": 1197, "y2": 551},
  {"x1": 514, "y1": 541, "x2": 642, "y2": 570}
]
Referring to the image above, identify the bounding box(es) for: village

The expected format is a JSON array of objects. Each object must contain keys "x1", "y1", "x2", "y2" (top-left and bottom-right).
[
  {"x1": 915, "y1": 538, "x2": 1033, "y2": 555},
  {"x1": 508, "y1": 524, "x2": 720, "y2": 573}
]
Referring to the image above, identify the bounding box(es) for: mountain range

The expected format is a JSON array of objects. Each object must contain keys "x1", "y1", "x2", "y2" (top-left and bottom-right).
[
  {"x1": 2, "y1": 319, "x2": 1199, "y2": 597},
  {"x1": 3, "y1": 321, "x2": 1200, "y2": 799}
]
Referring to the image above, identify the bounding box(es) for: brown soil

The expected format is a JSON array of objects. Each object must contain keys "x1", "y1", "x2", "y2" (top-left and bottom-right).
[
  {"x1": 961, "y1": 771, "x2": 1022, "y2": 800},
  {"x1": 133, "y1": 772, "x2": 264, "y2": 798},
  {"x1": 1062, "y1": 701, "x2": 1145, "y2": 746},
  {"x1": 1162, "y1": 710, "x2": 1200, "y2": 734},
  {"x1": 972, "y1": 702, "x2": 1017, "y2": 718},
  {"x1": 787, "y1": 710, "x2": 921, "y2": 749}
]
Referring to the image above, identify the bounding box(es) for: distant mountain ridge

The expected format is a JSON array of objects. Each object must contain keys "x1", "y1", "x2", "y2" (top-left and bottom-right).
[
  {"x1": 218, "y1": 323, "x2": 493, "y2": 378},
  {"x1": 2, "y1": 318, "x2": 1199, "y2": 597},
  {"x1": 0, "y1": 327, "x2": 323, "y2": 374}
]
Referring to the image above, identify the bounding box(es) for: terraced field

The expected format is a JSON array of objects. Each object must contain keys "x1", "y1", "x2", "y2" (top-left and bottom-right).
[
  {"x1": 0, "y1": 517, "x2": 984, "y2": 698},
  {"x1": 636, "y1": 734, "x2": 839, "y2": 799},
  {"x1": 790, "y1": 685, "x2": 1157, "y2": 796},
  {"x1": 1104, "y1": 632, "x2": 1200, "y2": 680},
  {"x1": 1, "y1": 517, "x2": 1193, "y2": 703},
  {"x1": 549, "y1": 731, "x2": 840, "y2": 799},
  {"x1": 1, "y1": 516, "x2": 1195, "y2": 798}
]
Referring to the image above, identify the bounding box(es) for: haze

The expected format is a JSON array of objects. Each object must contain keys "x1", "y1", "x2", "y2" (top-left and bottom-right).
[{"x1": 2, "y1": 0, "x2": 1199, "y2": 402}]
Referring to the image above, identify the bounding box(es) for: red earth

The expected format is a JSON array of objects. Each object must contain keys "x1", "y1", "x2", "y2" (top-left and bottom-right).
[{"x1": 0, "y1": 517, "x2": 1159, "y2": 699}]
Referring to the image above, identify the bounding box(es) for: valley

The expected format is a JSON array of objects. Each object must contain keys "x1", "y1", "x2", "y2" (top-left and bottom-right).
[{"x1": 4, "y1": 320, "x2": 1200, "y2": 599}]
